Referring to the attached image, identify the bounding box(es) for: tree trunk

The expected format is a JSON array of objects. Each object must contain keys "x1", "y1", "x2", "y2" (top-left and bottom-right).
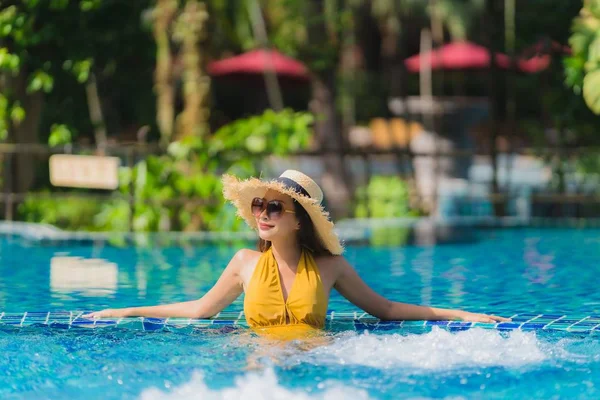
[
  {"x1": 0, "y1": 68, "x2": 44, "y2": 219},
  {"x1": 306, "y1": 0, "x2": 351, "y2": 219},
  {"x1": 174, "y1": 0, "x2": 210, "y2": 139},
  {"x1": 248, "y1": 0, "x2": 283, "y2": 111},
  {"x1": 310, "y1": 70, "x2": 351, "y2": 219},
  {"x1": 85, "y1": 73, "x2": 108, "y2": 152},
  {"x1": 484, "y1": 0, "x2": 504, "y2": 216},
  {"x1": 153, "y1": 0, "x2": 178, "y2": 146},
  {"x1": 356, "y1": 3, "x2": 382, "y2": 74},
  {"x1": 10, "y1": 70, "x2": 44, "y2": 196},
  {"x1": 504, "y1": 0, "x2": 516, "y2": 197}
]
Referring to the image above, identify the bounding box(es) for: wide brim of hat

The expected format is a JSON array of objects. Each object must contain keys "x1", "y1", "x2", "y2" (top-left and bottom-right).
[{"x1": 222, "y1": 174, "x2": 344, "y2": 255}]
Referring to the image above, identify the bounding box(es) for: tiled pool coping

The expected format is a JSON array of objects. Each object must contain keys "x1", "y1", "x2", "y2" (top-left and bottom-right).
[{"x1": 1, "y1": 312, "x2": 599, "y2": 334}]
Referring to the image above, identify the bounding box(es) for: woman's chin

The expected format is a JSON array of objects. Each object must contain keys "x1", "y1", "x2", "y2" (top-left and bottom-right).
[{"x1": 258, "y1": 229, "x2": 277, "y2": 241}]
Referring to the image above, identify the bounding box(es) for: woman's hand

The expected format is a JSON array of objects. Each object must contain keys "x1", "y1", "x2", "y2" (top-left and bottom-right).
[
  {"x1": 454, "y1": 310, "x2": 511, "y2": 323},
  {"x1": 82, "y1": 308, "x2": 129, "y2": 320}
]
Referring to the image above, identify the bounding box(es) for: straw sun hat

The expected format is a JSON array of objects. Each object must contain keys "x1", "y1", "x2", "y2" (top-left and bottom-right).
[{"x1": 222, "y1": 170, "x2": 344, "y2": 255}]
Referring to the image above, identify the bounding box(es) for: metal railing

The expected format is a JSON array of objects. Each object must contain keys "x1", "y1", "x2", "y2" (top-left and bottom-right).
[{"x1": 2, "y1": 141, "x2": 600, "y2": 230}]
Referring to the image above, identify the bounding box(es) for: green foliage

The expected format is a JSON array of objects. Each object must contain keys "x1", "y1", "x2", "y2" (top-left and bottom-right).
[
  {"x1": 48, "y1": 124, "x2": 73, "y2": 146},
  {"x1": 114, "y1": 108, "x2": 313, "y2": 232},
  {"x1": 0, "y1": 48, "x2": 20, "y2": 73},
  {"x1": 434, "y1": 0, "x2": 485, "y2": 40},
  {"x1": 80, "y1": 0, "x2": 103, "y2": 12},
  {"x1": 0, "y1": 95, "x2": 25, "y2": 140},
  {"x1": 583, "y1": 69, "x2": 600, "y2": 114},
  {"x1": 63, "y1": 59, "x2": 93, "y2": 83},
  {"x1": 589, "y1": 0, "x2": 600, "y2": 19},
  {"x1": 575, "y1": 153, "x2": 600, "y2": 178},
  {"x1": 353, "y1": 175, "x2": 419, "y2": 247},
  {"x1": 370, "y1": 225, "x2": 411, "y2": 247},
  {"x1": 566, "y1": 1, "x2": 600, "y2": 114},
  {"x1": 339, "y1": 71, "x2": 388, "y2": 124},
  {"x1": 208, "y1": 0, "x2": 256, "y2": 52},
  {"x1": 94, "y1": 199, "x2": 131, "y2": 232},
  {"x1": 354, "y1": 175, "x2": 416, "y2": 218},
  {"x1": 209, "y1": 108, "x2": 313, "y2": 155},
  {"x1": 0, "y1": 1, "x2": 156, "y2": 147},
  {"x1": 19, "y1": 109, "x2": 315, "y2": 232},
  {"x1": 209, "y1": 0, "x2": 351, "y2": 72},
  {"x1": 368, "y1": 0, "x2": 484, "y2": 41},
  {"x1": 27, "y1": 70, "x2": 54, "y2": 93},
  {"x1": 0, "y1": 95, "x2": 10, "y2": 141},
  {"x1": 10, "y1": 102, "x2": 25, "y2": 124},
  {"x1": 18, "y1": 193, "x2": 103, "y2": 231},
  {"x1": 0, "y1": 95, "x2": 8, "y2": 141}
]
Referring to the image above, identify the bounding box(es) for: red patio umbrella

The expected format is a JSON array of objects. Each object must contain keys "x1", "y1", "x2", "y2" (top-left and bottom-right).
[
  {"x1": 515, "y1": 56, "x2": 550, "y2": 73},
  {"x1": 404, "y1": 40, "x2": 558, "y2": 74},
  {"x1": 404, "y1": 41, "x2": 512, "y2": 72},
  {"x1": 515, "y1": 39, "x2": 571, "y2": 73},
  {"x1": 208, "y1": 49, "x2": 309, "y2": 80}
]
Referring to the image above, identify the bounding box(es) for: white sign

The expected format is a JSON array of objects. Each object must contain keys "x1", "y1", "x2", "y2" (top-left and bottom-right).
[
  {"x1": 50, "y1": 256, "x2": 118, "y2": 296},
  {"x1": 49, "y1": 154, "x2": 120, "y2": 190}
]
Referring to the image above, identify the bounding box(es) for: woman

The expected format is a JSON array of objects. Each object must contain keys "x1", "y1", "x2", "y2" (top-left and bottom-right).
[{"x1": 84, "y1": 170, "x2": 509, "y2": 335}]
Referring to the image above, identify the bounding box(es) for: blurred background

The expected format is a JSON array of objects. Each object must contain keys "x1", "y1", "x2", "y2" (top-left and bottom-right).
[{"x1": 1, "y1": 0, "x2": 599, "y2": 243}]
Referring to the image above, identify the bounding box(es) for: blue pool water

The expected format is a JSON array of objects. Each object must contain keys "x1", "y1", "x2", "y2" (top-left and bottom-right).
[{"x1": 1, "y1": 228, "x2": 599, "y2": 399}]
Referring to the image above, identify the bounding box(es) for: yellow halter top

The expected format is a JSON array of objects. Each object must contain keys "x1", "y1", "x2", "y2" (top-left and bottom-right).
[{"x1": 244, "y1": 247, "x2": 328, "y2": 332}]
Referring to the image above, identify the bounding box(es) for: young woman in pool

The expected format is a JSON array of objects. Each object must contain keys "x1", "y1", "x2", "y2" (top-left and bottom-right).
[{"x1": 84, "y1": 170, "x2": 510, "y2": 334}]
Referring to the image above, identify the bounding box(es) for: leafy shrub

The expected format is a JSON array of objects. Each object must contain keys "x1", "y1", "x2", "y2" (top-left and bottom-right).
[
  {"x1": 354, "y1": 175, "x2": 420, "y2": 247},
  {"x1": 18, "y1": 109, "x2": 314, "y2": 232},
  {"x1": 18, "y1": 193, "x2": 103, "y2": 231}
]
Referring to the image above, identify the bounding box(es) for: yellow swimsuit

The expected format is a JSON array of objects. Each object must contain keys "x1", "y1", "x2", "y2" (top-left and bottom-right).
[{"x1": 244, "y1": 247, "x2": 328, "y2": 339}]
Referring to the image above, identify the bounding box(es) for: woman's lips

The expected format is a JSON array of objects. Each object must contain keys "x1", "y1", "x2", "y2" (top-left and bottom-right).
[{"x1": 259, "y1": 223, "x2": 273, "y2": 230}]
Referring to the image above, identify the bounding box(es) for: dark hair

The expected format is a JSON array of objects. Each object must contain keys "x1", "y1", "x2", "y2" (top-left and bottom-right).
[{"x1": 258, "y1": 199, "x2": 333, "y2": 257}]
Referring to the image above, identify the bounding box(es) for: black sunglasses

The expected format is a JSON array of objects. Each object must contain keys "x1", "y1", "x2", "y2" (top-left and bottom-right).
[{"x1": 251, "y1": 197, "x2": 296, "y2": 220}]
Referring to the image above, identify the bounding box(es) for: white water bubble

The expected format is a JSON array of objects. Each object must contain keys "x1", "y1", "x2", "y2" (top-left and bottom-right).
[
  {"x1": 302, "y1": 327, "x2": 547, "y2": 371},
  {"x1": 139, "y1": 368, "x2": 372, "y2": 400}
]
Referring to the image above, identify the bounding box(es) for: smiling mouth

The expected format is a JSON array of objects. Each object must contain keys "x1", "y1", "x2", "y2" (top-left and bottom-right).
[{"x1": 259, "y1": 223, "x2": 274, "y2": 229}]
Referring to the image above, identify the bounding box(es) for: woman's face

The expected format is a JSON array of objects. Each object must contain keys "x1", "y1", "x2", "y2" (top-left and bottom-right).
[{"x1": 254, "y1": 189, "x2": 299, "y2": 241}]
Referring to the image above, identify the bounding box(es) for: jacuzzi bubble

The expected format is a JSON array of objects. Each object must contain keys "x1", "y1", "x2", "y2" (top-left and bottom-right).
[
  {"x1": 139, "y1": 368, "x2": 372, "y2": 400},
  {"x1": 302, "y1": 327, "x2": 547, "y2": 370}
]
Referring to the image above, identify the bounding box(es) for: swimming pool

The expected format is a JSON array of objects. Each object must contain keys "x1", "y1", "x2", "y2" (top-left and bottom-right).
[{"x1": 1, "y1": 228, "x2": 599, "y2": 399}]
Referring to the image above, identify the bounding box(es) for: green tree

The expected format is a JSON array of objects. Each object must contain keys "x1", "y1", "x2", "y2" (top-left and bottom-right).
[
  {"x1": 207, "y1": 0, "x2": 355, "y2": 217},
  {"x1": 565, "y1": 0, "x2": 600, "y2": 115},
  {"x1": 0, "y1": 0, "x2": 156, "y2": 195}
]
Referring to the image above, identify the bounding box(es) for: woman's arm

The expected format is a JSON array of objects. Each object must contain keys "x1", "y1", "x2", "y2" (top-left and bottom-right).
[
  {"x1": 332, "y1": 256, "x2": 510, "y2": 323},
  {"x1": 83, "y1": 249, "x2": 251, "y2": 319}
]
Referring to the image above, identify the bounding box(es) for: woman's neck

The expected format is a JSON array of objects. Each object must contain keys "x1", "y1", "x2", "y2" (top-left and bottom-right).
[{"x1": 270, "y1": 238, "x2": 302, "y2": 271}]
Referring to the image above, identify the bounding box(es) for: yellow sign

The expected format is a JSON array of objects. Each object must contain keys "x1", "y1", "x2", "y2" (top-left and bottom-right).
[{"x1": 49, "y1": 154, "x2": 120, "y2": 190}]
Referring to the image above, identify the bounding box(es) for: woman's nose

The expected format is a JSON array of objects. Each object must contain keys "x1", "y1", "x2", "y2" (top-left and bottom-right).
[{"x1": 259, "y1": 208, "x2": 269, "y2": 220}]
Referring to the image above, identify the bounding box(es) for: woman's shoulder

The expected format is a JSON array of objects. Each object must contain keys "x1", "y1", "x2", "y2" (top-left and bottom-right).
[
  {"x1": 314, "y1": 252, "x2": 345, "y2": 261},
  {"x1": 314, "y1": 253, "x2": 337, "y2": 261},
  {"x1": 313, "y1": 254, "x2": 347, "y2": 285},
  {"x1": 233, "y1": 248, "x2": 262, "y2": 263},
  {"x1": 233, "y1": 248, "x2": 263, "y2": 283},
  {"x1": 313, "y1": 253, "x2": 345, "y2": 270}
]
